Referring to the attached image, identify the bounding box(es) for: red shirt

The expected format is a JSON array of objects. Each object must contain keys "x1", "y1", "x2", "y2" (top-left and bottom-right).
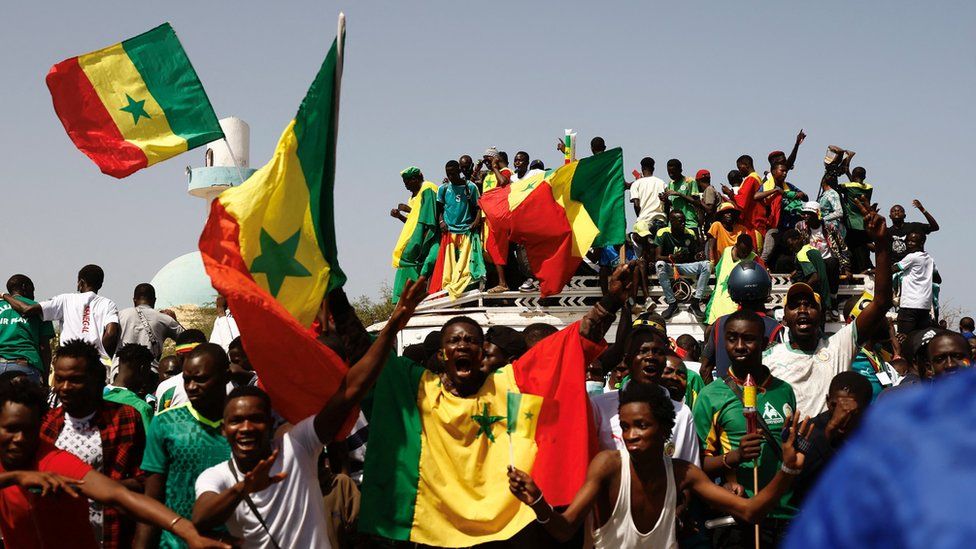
[
  {"x1": 0, "y1": 443, "x2": 96, "y2": 549},
  {"x1": 734, "y1": 173, "x2": 766, "y2": 232}
]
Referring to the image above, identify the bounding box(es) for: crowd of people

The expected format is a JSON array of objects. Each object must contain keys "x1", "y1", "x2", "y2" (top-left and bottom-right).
[{"x1": 0, "y1": 130, "x2": 968, "y2": 548}]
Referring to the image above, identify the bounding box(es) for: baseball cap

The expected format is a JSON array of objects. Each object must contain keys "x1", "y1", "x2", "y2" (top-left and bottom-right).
[
  {"x1": 717, "y1": 202, "x2": 739, "y2": 213},
  {"x1": 786, "y1": 283, "x2": 821, "y2": 309},
  {"x1": 633, "y1": 312, "x2": 668, "y2": 335},
  {"x1": 801, "y1": 201, "x2": 821, "y2": 214},
  {"x1": 696, "y1": 169, "x2": 710, "y2": 180}
]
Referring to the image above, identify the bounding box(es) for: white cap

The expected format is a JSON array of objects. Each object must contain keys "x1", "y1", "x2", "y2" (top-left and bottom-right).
[{"x1": 801, "y1": 201, "x2": 821, "y2": 214}]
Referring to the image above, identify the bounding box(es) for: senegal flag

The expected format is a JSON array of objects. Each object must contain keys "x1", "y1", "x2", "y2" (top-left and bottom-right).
[
  {"x1": 46, "y1": 23, "x2": 222, "y2": 178},
  {"x1": 391, "y1": 181, "x2": 439, "y2": 303},
  {"x1": 480, "y1": 148, "x2": 626, "y2": 296},
  {"x1": 360, "y1": 323, "x2": 603, "y2": 546},
  {"x1": 199, "y1": 19, "x2": 348, "y2": 424}
]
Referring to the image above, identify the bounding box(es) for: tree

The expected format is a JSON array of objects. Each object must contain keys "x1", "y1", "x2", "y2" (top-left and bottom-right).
[{"x1": 352, "y1": 283, "x2": 397, "y2": 327}]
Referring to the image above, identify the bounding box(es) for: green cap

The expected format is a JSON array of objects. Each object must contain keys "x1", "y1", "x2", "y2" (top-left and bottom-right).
[{"x1": 400, "y1": 166, "x2": 421, "y2": 179}]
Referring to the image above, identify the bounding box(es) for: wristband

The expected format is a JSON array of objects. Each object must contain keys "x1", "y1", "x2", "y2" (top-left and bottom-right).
[
  {"x1": 722, "y1": 452, "x2": 735, "y2": 470},
  {"x1": 780, "y1": 464, "x2": 801, "y2": 476},
  {"x1": 534, "y1": 501, "x2": 553, "y2": 524},
  {"x1": 169, "y1": 516, "x2": 183, "y2": 530}
]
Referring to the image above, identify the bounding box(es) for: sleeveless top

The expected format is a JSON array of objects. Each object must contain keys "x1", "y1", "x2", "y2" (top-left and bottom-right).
[{"x1": 590, "y1": 450, "x2": 678, "y2": 549}]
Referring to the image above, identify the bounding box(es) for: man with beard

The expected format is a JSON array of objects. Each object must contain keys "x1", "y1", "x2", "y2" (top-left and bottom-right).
[
  {"x1": 765, "y1": 200, "x2": 892, "y2": 417},
  {"x1": 508, "y1": 380, "x2": 811, "y2": 548}
]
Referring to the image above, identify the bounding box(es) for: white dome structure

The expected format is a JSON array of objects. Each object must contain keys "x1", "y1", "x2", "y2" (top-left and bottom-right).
[{"x1": 149, "y1": 252, "x2": 216, "y2": 309}]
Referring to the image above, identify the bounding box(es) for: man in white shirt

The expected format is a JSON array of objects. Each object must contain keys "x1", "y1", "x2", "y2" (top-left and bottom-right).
[
  {"x1": 764, "y1": 202, "x2": 893, "y2": 417},
  {"x1": 591, "y1": 324, "x2": 701, "y2": 465},
  {"x1": 2, "y1": 264, "x2": 119, "y2": 363},
  {"x1": 191, "y1": 278, "x2": 425, "y2": 548},
  {"x1": 894, "y1": 230, "x2": 938, "y2": 335},
  {"x1": 210, "y1": 295, "x2": 240, "y2": 352},
  {"x1": 118, "y1": 283, "x2": 184, "y2": 364},
  {"x1": 629, "y1": 157, "x2": 668, "y2": 310}
]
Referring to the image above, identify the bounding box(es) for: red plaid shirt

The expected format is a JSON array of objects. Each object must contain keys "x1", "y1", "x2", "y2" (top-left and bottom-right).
[{"x1": 41, "y1": 399, "x2": 146, "y2": 549}]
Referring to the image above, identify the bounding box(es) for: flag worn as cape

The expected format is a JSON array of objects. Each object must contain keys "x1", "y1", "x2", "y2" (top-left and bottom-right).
[
  {"x1": 46, "y1": 23, "x2": 223, "y2": 178},
  {"x1": 359, "y1": 322, "x2": 604, "y2": 546},
  {"x1": 199, "y1": 25, "x2": 347, "y2": 424},
  {"x1": 391, "y1": 181, "x2": 440, "y2": 303},
  {"x1": 427, "y1": 232, "x2": 486, "y2": 299},
  {"x1": 480, "y1": 148, "x2": 626, "y2": 296}
]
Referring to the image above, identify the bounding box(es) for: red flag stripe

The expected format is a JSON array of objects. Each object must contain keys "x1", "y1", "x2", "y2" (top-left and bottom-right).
[
  {"x1": 199, "y1": 199, "x2": 350, "y2": 425},
  {"x1": 45, "y1": 57, "x2": 147, "y2": 177}
]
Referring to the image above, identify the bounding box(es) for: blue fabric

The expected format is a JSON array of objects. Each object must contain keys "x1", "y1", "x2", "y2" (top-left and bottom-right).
[
  {"x1": 597, "y1": 245, "x2": 637, "y2": 267},
  {"x1": 0, "y1": 362, "x2": 41, "y2": 384},
  {"x1": 655, "y1": 260, "x2": 710, "y2": 303},
  {"x1": 785, "y1": 369, "x2": 976, "y2": 549}
]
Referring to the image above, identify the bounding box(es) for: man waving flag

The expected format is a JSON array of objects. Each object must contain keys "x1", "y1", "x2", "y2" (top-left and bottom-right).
[
  {"x1": 199, "y1": 15, "x2": 348, "y2": 424},
  {"x1": 46, "y1": 23, "x2": 223, "y2": 178}
]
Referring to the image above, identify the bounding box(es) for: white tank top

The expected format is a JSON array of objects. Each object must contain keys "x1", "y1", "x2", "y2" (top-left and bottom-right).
[{"x1": 589, "y1": 450, "x2": 678, "y2": 549}]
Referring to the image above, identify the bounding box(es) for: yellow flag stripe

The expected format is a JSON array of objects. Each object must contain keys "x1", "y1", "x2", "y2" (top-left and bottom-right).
[
  {"x1": 78, "y1": 44, "x2": 186, "y2": 166},
  {"x1": 547, "y1": 162, "x2": 599, "y2": 258},
  {"x1": 219, "y1": 120, "x2": 330, "y2": 327}
]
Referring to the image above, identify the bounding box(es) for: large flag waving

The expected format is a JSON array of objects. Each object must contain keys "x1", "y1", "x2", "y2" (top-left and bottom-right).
[
  {"x1": 199, "y1": 16, "x2": 347, "y2": 423},
  {"x1": 46, "y1": 23, "x2": 223, "y2": 178},
  {"x1": 480, "y1": 148, "x2": 626, "y2": 296},
  {"x1": 359, "y1": 322, "x2": 603, "y2": 546}
]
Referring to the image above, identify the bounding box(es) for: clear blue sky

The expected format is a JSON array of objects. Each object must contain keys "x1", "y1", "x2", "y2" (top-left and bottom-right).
[{"x1": 2, "y1": 1, "x2": 974, "y2": 317}]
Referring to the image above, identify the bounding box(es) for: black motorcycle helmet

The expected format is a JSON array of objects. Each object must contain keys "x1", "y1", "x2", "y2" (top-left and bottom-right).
[{"x1": 728, "y1": 261, "x2": 771, "y2": 303}]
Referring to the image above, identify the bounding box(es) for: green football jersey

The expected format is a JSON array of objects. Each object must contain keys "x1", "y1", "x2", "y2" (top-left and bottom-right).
[
  {"x1": 685, "y1": 369, "x2": 706, "y2": 409},
  {"x1": 692, "y1": 374, "x2": 797, "y2": 519},
  {"x1": 141, "y1": 404, "x2": 230, "y2": 549}
]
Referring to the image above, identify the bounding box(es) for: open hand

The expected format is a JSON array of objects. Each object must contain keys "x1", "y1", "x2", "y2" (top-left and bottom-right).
[
  {"x1": 556, "y1": 140, "x2": 566, "y2": 153},
  {"x1": 911, "y1": 199, "x2": 925, "y2": 212},
  {"x1": 781, "y1": 413, "x2": 814, "y2": 471},
  {"x1": 507, "y1": 466, "x2": 542, "y2": 506},
  {"x1": 17, "y1": 471, "x2": 83, "y2": 498},
  {"x1": 388, "y1": 276, "x2": 427, "y2": 333},
  {"x1": 241, "y1": 449, "x2": 287, "y2": 495}
]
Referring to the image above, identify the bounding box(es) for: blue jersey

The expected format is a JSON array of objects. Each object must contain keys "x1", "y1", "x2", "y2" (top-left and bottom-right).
[{"x1": 785, "y1": 369, "x2": 976, "y2": 548}]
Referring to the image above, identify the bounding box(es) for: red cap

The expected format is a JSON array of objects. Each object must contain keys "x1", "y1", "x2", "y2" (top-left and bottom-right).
[{"x1": 695, "y1": 169, "x2": 710, "y2": 180}]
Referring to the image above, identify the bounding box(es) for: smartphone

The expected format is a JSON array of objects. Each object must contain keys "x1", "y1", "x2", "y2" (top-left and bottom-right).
[{"x1": 632, "y1": 169, "x2": 641, "y2": 179}]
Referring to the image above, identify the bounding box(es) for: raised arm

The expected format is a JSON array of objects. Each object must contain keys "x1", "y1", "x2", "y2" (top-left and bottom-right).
[
  {"x1": 81, "y1": 469, "x2": 230, "y2": 549},
  {"x1": 912, "y1": 200, "x2": 940, "y2": 232},
  {"x1": 785, "y1": 129, "x2": 806, "y2": 172},
  {"x1": 508, "y1": 450, "x2": 618, "y2": 542},
  {"x1": 853, "y1": 200, "x2": 893, "y2": 344},
  {"x1": 579, "y1": 262, "x2": 635, "y2": 343},
  {"x1": 312, "y1": 277, "x2": 427, "y2": 443}
]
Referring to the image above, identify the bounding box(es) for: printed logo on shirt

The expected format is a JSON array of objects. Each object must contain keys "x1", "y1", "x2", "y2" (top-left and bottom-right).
[
  {"x1": 762, "y1": 401, "x2": 785, "y2": 425},
  {"x1": 782, "y1": 403, "x2": 793, "y2": 421},
  {"x1": 81, "y1": 304, "x2": 91, "y2": 334}
]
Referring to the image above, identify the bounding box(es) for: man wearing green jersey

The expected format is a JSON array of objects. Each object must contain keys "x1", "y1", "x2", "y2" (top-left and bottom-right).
[
  {"x1": 693, "y1": 309, "x2": 800, "y2": 547},
  {"x1": 0, "y1": 275, "x2": 54, "y2": 384},
  {"x1": 135, "y1": 344, "x2": 231, "y2": 549}
]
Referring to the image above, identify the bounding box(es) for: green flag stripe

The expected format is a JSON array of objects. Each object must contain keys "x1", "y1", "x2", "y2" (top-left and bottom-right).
[
  {"x1": 121, "y1": 23, "x2": 223, "y2": 148},
  {"x1": 292, "y1": 37, "x2": 346, "y2": 290},
  {"x1": 569, "y1": 147, "x2": 626, "y2": 247},
  {"x1": 506, "y1": 392, "x2": 522, "y2": 434}
]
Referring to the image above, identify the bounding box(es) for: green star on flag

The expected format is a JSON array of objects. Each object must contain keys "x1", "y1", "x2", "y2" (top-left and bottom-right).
[
  {"x1": 119, "y1": 94, "x2": 151, "y2": 125},
  {"x1": 472, "y1": 403, "x2": 504, "y2": 442},
  {"x1": 249, "y1": 228, "x2": 312, "y2": 297}
]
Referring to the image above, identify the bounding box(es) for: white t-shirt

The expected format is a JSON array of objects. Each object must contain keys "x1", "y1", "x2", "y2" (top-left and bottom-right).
[
  {"x1": 196, "y1": 416, "x2": 330, "y2": 549},
  {"x1": 55, "y1": 412, "x2": 104, "y2": 543},
  {"x1": 630, "y1": 176, "x2": 667, "y2": 226},
  {"x1": 897, "y1": 251, "x2": 935, "y2": 309},
  {"x1": 591, "y1": 387, "x2": 701, "y2": 466},
  {"x1": 764, "y1": 322, "x2": 858, "y2": 417},
  {"x1": 41, "y1": 292, "x2": 119, "y2": 359},
  {"x1": 210, "y1": 313, "x2": 240, "y2": 352}
]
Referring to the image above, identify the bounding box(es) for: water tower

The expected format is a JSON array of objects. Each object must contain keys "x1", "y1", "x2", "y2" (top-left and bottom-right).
[{"x1": 150, "y1": 117, "x2": 258, "y2": 309}]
